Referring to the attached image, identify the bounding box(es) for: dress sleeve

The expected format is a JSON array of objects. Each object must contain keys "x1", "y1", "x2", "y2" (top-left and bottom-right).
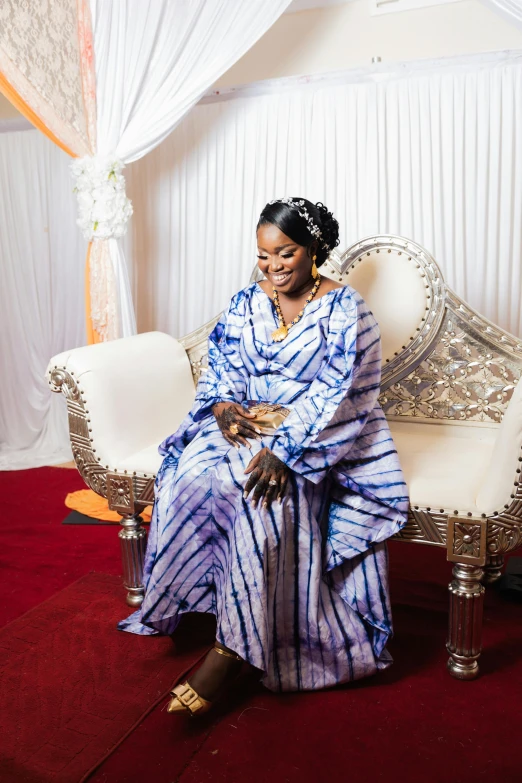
[
  {"x1": 190, "y1": 290, "x2": 249, "y2": 423},
  {"x1": 159, "y1": 290, "x2": 250, "y2": 457},
  {"x1": 268, "y1": 289, "x2": 382, "y2": 484}
]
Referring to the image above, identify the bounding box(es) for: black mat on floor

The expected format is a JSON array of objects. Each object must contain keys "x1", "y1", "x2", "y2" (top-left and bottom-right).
[{"x1": 62, "y1": 510, "x2": 118, "y2": 526}]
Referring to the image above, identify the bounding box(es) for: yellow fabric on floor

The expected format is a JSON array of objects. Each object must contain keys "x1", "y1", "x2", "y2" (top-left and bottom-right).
[{"x1": 65, "y1": 489, "x2": 152, "y2": 522}]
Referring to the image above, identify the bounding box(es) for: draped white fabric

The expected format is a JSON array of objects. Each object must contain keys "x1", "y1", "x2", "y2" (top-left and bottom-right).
[
  {"x1": 89, "y1": 0, "x2": 292, "y2": 338},
  {"x1": 124, "y1": 51, "x2": 522, "y2": 340},
  {"x1": 0, "y1": 132, "x2": 85, "y2": 469},
  {"x1": 482, "y1": 0, "x2": 522, "y2": 28}
]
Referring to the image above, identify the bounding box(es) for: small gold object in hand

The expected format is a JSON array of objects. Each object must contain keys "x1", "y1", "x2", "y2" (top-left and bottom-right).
[{"x1": 229, "y1": 423, "x2": 239, "y2": 435}]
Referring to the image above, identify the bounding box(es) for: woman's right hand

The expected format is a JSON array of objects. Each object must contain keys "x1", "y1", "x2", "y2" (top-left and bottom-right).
[{"x1": 212, "y1": 402, "x2": 261, "y2": 449}]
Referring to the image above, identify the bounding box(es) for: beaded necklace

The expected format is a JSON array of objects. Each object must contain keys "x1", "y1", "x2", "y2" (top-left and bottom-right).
[{"x1": 271, "y1": 274, "x2": 322, "y2": 342}]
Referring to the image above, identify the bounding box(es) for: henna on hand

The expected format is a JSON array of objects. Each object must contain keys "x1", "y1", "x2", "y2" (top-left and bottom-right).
[
  {"x1": 212, "y1": 402, "x2": 261, "y2": 449},
  {"x1": 244, "y1": 447, "x2": 289, "y2": 509}
]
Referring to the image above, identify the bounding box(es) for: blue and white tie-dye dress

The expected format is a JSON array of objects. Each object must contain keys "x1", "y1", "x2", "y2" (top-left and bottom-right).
[{"x1": 119, "y1": 282, "x2": 409, "y2": 692}]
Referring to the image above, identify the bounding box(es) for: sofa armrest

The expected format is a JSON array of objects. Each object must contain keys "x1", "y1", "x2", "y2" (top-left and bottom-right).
[
  {"x1": 47, "y1": 331, "x2": 195, "y2": 470},
  {"x1": 477, "y1": 377, "x2": 522, "y2": 515}
]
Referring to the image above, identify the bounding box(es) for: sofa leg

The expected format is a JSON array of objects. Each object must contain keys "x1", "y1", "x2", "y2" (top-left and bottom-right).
[
  {"x1": 482, "y1": 554, "x2": 504, "y2": 585},
  {"x1": 119, "y1": 513, "x2": 147, "y2": 607},
  {"x1": 447, "y1": 563, "x2": 485, "y2": 680}
]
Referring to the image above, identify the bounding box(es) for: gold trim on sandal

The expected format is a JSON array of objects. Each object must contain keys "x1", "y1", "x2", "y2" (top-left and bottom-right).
[
  {"x1": 166, "y1": 681, "x2": 212, "y2": 716},
  {"x1": 213, "y1": 645, "x2": 242, "y2": 661}
]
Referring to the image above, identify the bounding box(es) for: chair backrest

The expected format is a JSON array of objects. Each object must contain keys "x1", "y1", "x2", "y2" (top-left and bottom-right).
[{"x1": 320, "y1": 235, "x2": 446, "y2": 388}]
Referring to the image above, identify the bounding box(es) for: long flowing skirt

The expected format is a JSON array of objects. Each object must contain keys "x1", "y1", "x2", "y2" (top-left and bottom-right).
[{"x1": 119, "y1": 418, "x2": 398, "y2": 692}]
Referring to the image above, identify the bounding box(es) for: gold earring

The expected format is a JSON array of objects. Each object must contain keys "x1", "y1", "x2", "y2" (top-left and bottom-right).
[{"x1": 311, "y1": 255, "x2": 318, "y2": 279}]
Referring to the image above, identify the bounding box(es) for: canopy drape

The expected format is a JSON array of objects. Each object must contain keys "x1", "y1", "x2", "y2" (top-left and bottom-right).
[
  {"x1": 482, "y1": 0, "x2": 522, "y2": 28},
  {"x1": 88, "y1": 0, "x2": 292, "y2": 341}
]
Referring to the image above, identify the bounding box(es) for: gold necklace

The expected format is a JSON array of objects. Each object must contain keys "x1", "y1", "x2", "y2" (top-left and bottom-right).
[{"x1": 271, "y1": 274, "x2": 322, "y2": 342}]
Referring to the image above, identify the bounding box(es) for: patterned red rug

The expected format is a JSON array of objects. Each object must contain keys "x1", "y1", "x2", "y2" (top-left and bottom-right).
[{"x1": 0, "y1": 572, "x2": 211, "y2": 783}]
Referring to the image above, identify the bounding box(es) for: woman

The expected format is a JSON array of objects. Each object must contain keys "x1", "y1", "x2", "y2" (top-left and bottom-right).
[{"x1": 119, "y1": 198, "x2": 409, "y2": 715}]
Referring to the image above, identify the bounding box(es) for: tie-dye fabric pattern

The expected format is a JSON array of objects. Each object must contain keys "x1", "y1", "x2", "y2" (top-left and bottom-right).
[{"x1": 119, "y1": 283, "x2": 409, "y2": 692}]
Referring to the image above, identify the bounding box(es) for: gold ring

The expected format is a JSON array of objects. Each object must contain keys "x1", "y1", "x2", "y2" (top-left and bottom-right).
[{"x1": 229, "y1": 423, "x2": 239, "y2": 435}]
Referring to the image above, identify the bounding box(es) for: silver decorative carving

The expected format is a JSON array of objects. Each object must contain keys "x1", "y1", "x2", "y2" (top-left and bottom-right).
[
  {"x1": 380, "y1": 294, "x2": 522, "y2": 422},
  {"x1": 107, "y1": 474, "x2": 134, "y2": 515},
  {"x1": 447, "y1": 517, "x2": 487, "y2": 566},
  {"x1": 179, "y1": 314, "x2": 220, "y2": 384}
]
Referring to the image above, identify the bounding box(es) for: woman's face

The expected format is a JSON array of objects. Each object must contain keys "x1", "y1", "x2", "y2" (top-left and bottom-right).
[{"x1": 256, "y1": 223, "x2": 315, "y2": 294}]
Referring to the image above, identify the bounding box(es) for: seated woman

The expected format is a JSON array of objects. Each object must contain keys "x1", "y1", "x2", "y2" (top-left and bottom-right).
[{"x1": 119, "y1": 198, "x2": 409, "y2": 715}]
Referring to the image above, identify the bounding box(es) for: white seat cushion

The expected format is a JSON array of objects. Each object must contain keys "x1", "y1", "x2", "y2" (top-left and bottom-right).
[
  {"x1": 114, "y1": 443, "x2": 164, "y2": 477},
  {"x1": 389, "y1": 420, "x2": 499, "y2": 515},
  {"x1": 112, "y1": 420, "x2": 503, "y2": 515},
  {"x1": 112, "y1": 418, "x2": 509, "y2": 513}
]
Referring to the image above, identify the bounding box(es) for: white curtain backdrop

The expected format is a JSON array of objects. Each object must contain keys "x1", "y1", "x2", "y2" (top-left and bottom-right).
[
  {"x1": 1, "y1": 50, "x2": 522, "y2": 469},
  {"x1": 123, "y1": 50, "x2": 522, "y2": 340},
  {"x1": 88, "y1": 0, "x2": 291, "y2": 339},
  {"x1": 0, "y1": 132, "x2": 86, "y2": 469}
]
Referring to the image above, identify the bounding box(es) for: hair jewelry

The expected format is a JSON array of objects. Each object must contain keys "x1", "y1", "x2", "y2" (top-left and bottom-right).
[{"x1": 268, "y1": 198, "x2": 330, "y2": 250}]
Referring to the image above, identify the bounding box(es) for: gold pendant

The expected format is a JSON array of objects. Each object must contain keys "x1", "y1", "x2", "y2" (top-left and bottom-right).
[{"x1": 272, "y1": 325, "x2": 288, "y2": 342}]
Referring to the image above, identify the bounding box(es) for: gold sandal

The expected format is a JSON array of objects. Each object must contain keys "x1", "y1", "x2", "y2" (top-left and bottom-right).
[{"x1": 167, "y1": 645, "x2": 242, "y2": 716}]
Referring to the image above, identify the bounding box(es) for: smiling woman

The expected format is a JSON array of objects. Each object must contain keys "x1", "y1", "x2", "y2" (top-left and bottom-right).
[
  {"x1": 256, "y1": 198, "x2": 342, "y2": 339},
  {"x1": 118, "y1": 197, "x2": 409, "y2": 717}
]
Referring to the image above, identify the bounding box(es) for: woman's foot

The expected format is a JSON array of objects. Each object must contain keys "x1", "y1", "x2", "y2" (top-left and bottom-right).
[
  {"x1": 167, "y1": 643, "x2": 242, "y2": 715},
  {"x1": 188, "y1": 643, "x2": 242, "y2": 700}
]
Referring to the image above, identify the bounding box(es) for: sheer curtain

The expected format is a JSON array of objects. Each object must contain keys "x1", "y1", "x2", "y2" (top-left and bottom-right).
[
  {"x1": 0, "y1": 132, "x2": 85, "y2": 469},
  {"x1": 88, "y1": 0, "x2": 292, "y2": 340},
  {"x1": 481, "y1": 0, "x2": 522, "y2": 28},
  {"x1": 124, "y1": 51, "x2": 522, "y2": 339}
]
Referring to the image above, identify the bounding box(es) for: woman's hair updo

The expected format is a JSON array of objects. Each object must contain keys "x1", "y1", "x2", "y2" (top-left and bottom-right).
[{"x1": 257, "y1": 198, "x2": 340, "y2": 267}]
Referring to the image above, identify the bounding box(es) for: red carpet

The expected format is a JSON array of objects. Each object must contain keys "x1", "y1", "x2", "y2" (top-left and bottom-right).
[
  {"x1": 89, "y1": 556, "x2": 522, "y2": 783},
  {"x1": 0, "y1": 572, "x2": 211, "y2": 783},
  {"x1": 0, "y1": 467, "x2": 121, "y2": 628},
  {"x1": 2, "y1": 467, "x2": 522, "y2": 783}
]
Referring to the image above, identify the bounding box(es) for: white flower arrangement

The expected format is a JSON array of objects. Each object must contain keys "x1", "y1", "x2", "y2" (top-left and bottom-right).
[{"x1": 71, "y1": 155, "x2": 133, "y2": 241}]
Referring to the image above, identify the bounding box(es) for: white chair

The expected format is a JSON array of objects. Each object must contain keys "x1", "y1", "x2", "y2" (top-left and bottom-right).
[{"x1": 47, "y1": 235, "x2": 522, "y2": 679}]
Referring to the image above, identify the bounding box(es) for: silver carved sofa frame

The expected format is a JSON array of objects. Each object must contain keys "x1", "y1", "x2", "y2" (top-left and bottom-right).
[{"x1": 48, "y1": 235, "x2": 522, "y2": 680}]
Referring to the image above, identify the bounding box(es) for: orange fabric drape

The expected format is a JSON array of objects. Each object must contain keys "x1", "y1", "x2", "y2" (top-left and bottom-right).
[
  {"x1": 0, "y1": 73, "x2": 75, "y2": 157},
  {"x1": 65, "y1": 489, "x2": 152, "y2": 522},
  {"x1": 85, "y1": 243, "x2": 103, "y2": 344}
]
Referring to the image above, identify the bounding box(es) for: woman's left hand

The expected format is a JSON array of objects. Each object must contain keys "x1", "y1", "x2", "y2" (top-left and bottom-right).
[{"x1": 244, "y1": 447, "x2": 289, "y2": 509}]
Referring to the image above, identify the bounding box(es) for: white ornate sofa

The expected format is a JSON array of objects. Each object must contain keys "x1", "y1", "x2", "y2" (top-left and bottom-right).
[{"x1": 47, "y1": 235, "x2": 522, "y2": 680}]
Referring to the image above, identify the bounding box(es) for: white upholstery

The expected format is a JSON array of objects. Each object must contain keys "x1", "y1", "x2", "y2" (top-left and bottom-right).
[
  {"x1": 390, "y1": 420, "x2": 505, "y2": 515},
  {"x1": 115, "y1": 443, "x2": 164, "y2": 476},
  {"x1": 47, "y1": 332, "x2": 195, "y2": 474},
  {"x1": 343, "y1": 250, "x2": 428, "y2": 363},
  {"x1": 476, "y1": 377, "x2": 522, "y2": 515}
]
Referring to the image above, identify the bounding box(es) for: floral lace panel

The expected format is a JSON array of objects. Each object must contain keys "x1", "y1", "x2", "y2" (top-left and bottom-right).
[{"x1": 0, "y1": 0, "x2": 90, "y2": 150}]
